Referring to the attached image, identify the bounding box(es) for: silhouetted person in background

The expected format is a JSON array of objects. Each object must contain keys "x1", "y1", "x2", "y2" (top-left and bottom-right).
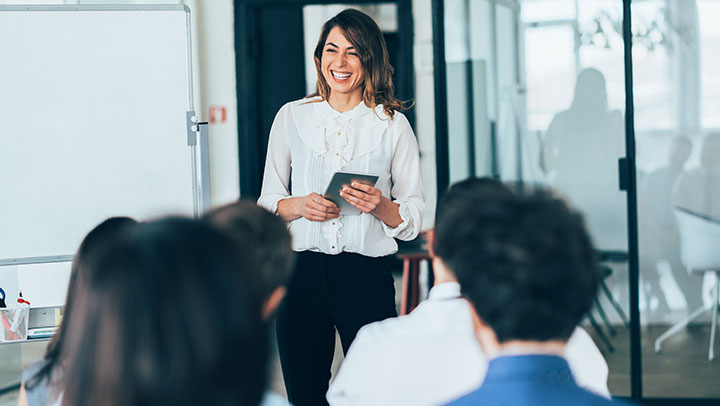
[
  {"x1": 672, "y1": 133, "x2": 720, "y2": 313},
  {"x1": 543, "y1": 68, "x2": 626, "y2": 251},
  {"x1": 639, "y1": 136, "x2": 701, "y2": 316}
]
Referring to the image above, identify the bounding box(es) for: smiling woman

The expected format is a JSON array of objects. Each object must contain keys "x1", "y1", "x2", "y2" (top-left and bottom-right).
[
  {"x1": 256, "y1": 8, "x2": 424, "y2": 406},
  {"x1": 309, "y1": 9, "x2": 408, "y2": 118}
]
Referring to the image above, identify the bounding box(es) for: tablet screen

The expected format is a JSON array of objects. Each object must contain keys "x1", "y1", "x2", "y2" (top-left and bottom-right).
[{"x1": 323, "y1": 171, "x2": 379, "y2": 216}]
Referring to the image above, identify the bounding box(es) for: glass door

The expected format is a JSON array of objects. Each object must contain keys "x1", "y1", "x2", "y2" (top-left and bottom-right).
[
  {"x1": 633, "y1": 0, "x2": 720, "y2": 399},
  {"x1": 436, "y1": 0, "x2": 720, "y2": 401},
  {"x1": 439, "y1": 0, "x2": 632, "y2": 397}
]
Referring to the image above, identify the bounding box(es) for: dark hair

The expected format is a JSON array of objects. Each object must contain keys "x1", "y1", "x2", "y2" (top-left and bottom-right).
[
  {"x1": 308, "y1": 8, "x2": 410, "y2": 118},
  {"x1": 433, "y1": 177, "x2": 513, "y2": 254},
  {"x1": 59, "y1": 218, "x2": 268, "y2": 406},
  {"x1": 434, "y1": 188, "x2": 599, "y2": 342},
  {"x1": 205, "y1": 200, "x2": 294, "y2": 301},
  {"x1": 26, "y1": 217, "x2": 138, "y2": 394}
]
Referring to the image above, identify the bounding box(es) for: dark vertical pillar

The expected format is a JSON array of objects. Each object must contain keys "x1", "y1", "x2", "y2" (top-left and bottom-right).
[
  {"x1": 622, "y1": 0, "x2": 642, "y2": 401},
  {"x1": 235, "y1": 2, "x2": 260, "y2": 198},
  {"x1": 235, "y1": 3, "x2": 305, "y2": 199},
  {"x1": 396, "y1": 0, "x2": 415, "y2": 129},
  {"x1": 255, "y1": 5, "x2": 306, "y2": 186},
  {"x1": 432, "y1": 0, "x2": 449, "y2": 201}
]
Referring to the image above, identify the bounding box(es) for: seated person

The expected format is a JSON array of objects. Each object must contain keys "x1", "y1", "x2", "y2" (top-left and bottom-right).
[
  {"x1": 205, "y1": 200, "x2": 294, "y2": 319},
  {"x1": 442, "y1": 188, "x2": 630, "y2": 405},
  {"x1": 19, "y1": 216, "x2": 139, "y2": 406},
  {"x1": 205, "y1": 200, "x2": 295, "y2": 406},
  {"x1": 327, "y1": 179, "x2": 609, "y2": 406},
  {"x1": 56, "y1": 218, "x2": 269, "y2": 406}
]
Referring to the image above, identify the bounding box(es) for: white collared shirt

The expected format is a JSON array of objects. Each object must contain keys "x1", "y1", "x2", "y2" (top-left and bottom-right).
[
  {"x1": 258, "y1": 97, "x2": 425, "y2": 257},
  {"x1": 327, "y1": 282, "x2": 610, "y2": 406}
]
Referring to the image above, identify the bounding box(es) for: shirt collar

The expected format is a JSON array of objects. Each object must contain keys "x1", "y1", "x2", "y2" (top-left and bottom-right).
[
  {"x1": 484, "y1": 355, "x2": 573, "y2": 384},
  {"x1": 317, "y1": 99, "x2": 373, "y2": 122},
  {"x1": 428, "y1": 281, "x2": 462, "y2": 301}
]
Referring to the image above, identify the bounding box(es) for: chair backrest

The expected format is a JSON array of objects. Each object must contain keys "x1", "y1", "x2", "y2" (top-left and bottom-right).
[{"x1": 674, "y1": 206, "x2": 720, "y2": 271}]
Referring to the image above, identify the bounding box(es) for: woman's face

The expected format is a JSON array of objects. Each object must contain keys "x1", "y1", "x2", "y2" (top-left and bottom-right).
[{"x1": 321, "y1": 27, "x2": 364, "y2": 98}]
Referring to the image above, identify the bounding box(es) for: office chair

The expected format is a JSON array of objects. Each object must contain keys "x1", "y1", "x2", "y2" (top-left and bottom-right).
[{"x1": 654, "y1": 207, "x2": 720, "y2": 361}]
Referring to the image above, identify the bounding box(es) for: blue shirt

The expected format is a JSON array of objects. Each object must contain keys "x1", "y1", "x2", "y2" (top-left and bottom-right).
[{"x1": 447, "y1": 355, "x2": 633, "y2": 406}]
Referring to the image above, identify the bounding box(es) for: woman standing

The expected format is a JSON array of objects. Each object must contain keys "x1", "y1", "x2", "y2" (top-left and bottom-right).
[{"x1": 257, "y1": 9, "x2": 424, "y2": 406}]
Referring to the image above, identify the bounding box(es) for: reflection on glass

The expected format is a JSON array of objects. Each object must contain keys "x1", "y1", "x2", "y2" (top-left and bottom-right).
[
  {"x1": 650, "y1": 134, "x2": 720, "y2": 363},
  {"x1": 639, "y1": 137, "x2": 699, "y2": 318},
  {"x1": 543, "y1": 68, "x2": 626, "y2": 251},
  {"x1": 441, "y1": 0, "x2": 720, "y2": 400},
  {"x1": 634, "y1": 0, "x2": 720, "y2": 399},
  {"x1": 524, "y1": 25, "x2": 575, "y2": 131},
  {"x1": 698, "y1": 0, "x2": 720, "y2": 128}
]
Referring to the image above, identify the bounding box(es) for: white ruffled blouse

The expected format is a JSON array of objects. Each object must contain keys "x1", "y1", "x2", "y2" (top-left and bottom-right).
[{"x1": 257, "y1": 97, "x2": 425, "y2": 257}]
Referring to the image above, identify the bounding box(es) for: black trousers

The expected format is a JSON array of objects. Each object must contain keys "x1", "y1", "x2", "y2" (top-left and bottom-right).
[{"x1": 276, "y1": 251, "x2": 397, "y2": 406}]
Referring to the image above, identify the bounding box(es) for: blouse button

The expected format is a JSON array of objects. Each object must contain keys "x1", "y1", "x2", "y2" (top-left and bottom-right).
[
  {"x1": 337, "y1": 131, "x2": 341, "y2": 136},
  {"x1": 335, "y1": 153, "x2": 340, "y2": 156}
]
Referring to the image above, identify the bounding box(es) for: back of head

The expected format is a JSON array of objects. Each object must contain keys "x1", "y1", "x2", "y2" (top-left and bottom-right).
[
  {"x1": 60, "y1": 217, "x2": 268, "y2": 406},
  {"x1": 30, "y1": 217, "x2": 138, "y2": 390},
  {"x1": 205, "y1": 200, "x2": 294, "y2": 301},
  {"x1": 434, "y1": 188, "x2": 598, "y2": 343},
  {"x1": 433, "y1": 177, "x2": 513, "y2": 254}
]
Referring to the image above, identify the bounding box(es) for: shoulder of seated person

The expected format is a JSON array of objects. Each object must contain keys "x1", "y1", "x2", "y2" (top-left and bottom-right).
[
  {"x1": 355, "y1": 298, "x2": 470, "y2": 342},
  {"x1": 22, "y1": 359, "x2": 50, "y2": 383}
]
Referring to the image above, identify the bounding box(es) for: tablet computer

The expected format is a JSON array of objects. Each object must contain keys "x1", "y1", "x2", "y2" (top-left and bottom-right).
[{"x1": 324, "y1": 171, "x2": 379, "y2": 216}]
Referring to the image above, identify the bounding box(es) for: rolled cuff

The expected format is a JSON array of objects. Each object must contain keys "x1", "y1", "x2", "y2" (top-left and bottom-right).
[
  {"x1": 381, "y1": 199, "x2": 421, "y2": 241},
  {"x1": 257, "y1": 194, "x2": 289, "y2": 215}
]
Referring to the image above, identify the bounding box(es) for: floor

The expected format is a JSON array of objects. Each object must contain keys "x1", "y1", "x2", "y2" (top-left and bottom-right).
[{"x1": 590, "y1": 324, "x2": 720, "y2": 399}]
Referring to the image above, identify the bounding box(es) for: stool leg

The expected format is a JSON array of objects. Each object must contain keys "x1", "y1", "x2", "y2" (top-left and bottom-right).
[
  {"x1": 410, "y1": 260, "x2": 420, "y2": 312},
  {"x1": 601, "y1": 279, "x2": 629, "y2": 327},
  {"x1": 710, "y1": 275, "x2": 719, "y2": 361},
  {"x1": 400, "y1": 259, "x2": 410, "y2": 316},
  {"x1": 427, "y1": 260, "x2": 435, "y2": 294},
  {"x1": 594, "y1": 297, "x2": 616, "y2": 336},
  {"x1": 587, "y1": 311, "x2": 615, "y2": 353}
]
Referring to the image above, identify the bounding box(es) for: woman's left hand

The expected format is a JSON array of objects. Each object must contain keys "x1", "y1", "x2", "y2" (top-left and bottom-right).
[
  {"x1": 339, "y1": 182, "x2": 383, "y2": 214},
  {"x1": 340, "y1": 182, "x2": 403, "y2": 227}
]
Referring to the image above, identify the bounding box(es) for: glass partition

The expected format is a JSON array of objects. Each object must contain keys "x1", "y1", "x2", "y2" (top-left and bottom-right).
[
  {"x1": 443, "y1": 0, "x2": 631, "y2": 397},
  {"x1": 440, "y1": 0, "x2": 720, "y2": 400},
  {"x1": 633, "y1": 0, "x2": 720, "y2": 399}
]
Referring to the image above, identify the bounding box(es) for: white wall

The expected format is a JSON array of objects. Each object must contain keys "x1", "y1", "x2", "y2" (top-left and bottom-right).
[
  {"x1": 413, "y1": 0, "x2": 438, "y2": 229},
  {"x1": 191, "y1": 0, "x2": 241, "y2": 207}
]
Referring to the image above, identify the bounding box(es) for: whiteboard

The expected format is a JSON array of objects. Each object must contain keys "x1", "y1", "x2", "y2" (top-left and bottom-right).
[{"x1": 0, "y1": 5, "x2": 197, "y2": 261}]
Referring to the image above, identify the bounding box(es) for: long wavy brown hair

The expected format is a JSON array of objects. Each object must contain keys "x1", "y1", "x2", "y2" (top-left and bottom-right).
[{"x1": 307, "y1": 8, "x2": 410, "y2": 118}]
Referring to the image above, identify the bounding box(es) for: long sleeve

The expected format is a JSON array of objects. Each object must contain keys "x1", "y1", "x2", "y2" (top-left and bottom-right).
[
  {"x1": 381, "y1": 114, "x2": 425, "y2": 241},
  {"x1": 257, "y1": 104, "x2": 293, "y2": 214}
]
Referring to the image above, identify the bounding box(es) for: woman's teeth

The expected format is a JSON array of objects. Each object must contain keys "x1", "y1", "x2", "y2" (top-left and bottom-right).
[{"x1": 332, "y1": 71, "x2": 351, "y2": 80}]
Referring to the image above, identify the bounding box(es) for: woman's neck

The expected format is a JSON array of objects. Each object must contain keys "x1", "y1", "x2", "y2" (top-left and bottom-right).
[{"x1": 328, "y1": 90, "x2": 363, "y2": 113}]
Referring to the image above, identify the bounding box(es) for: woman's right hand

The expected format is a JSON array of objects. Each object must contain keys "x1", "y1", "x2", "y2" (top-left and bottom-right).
[{"x1": 277, "y1": 193, "x2": 340, "y2": 222}]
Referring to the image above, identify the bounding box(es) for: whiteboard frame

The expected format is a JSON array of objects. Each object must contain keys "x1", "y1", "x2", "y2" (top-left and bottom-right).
[{"x1": 0, "y1": 4, "x2": 205, "y2": 267}]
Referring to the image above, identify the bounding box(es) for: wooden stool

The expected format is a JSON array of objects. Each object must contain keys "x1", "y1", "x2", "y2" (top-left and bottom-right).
[{"x1": 397, "y1": 251, "x2": 432, "y2": 315}]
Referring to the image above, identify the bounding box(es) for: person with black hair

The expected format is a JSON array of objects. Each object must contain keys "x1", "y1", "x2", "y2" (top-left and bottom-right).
[
  {"x1": 206, "y1": 200, "x2": 295, "y2": 320},
  {"x1": 19, "y1": 216, "x2": 139, "y2": 406},
  {"x1": 328, "y1": 178, "x2": 609, "y2": 405},
  {"x1": 439, "y1": 189, "x2": 630, "y2": 405},
  {"x1": 57, "y1": 218, "x2": 268, "y2": 406},
  {"x1": 205, "y1": 201, "x2": 296, "y2": 406}
]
